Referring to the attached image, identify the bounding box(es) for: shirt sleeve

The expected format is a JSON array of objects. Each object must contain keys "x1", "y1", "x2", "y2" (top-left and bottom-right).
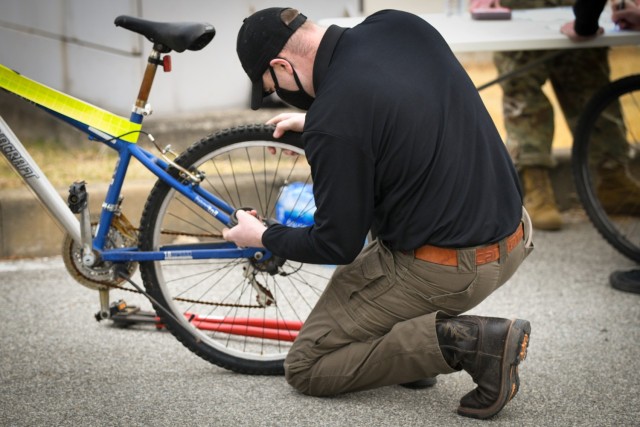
[
  {"x1": 573, "y1": 0, "x2": 607, "y2": 36},
  {"x1": 261, "y1": 131, "x2": 374, "y2": 265}
]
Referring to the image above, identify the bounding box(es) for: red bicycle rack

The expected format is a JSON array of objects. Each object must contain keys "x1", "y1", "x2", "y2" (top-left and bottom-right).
[{"x1": 105, "y1": 299, "x2": 301, "y2": 342}]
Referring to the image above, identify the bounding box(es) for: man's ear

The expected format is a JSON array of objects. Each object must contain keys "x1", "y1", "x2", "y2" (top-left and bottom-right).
[{"x1": 269, "y1": 58, "x2": 293, "y2": 75}]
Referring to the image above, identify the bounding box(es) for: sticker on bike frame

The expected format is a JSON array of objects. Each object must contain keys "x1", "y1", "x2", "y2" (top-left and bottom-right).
[
  {"x1": 0, "y1": 64, "x2": 141, "y2": 143},
  {"x1": 164, "y1": 251, "x2": 194, "y2": 260}
]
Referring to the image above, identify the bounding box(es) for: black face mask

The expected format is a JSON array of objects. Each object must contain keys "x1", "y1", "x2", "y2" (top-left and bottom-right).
[{"x1": 269, "y1": 62, "x2": 314, "y2": 111}]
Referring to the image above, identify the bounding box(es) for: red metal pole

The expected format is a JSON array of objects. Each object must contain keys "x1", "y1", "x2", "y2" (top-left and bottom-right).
[
  {"x1": 192, "y1": 321, "x2": 298, "y2": 341},
  {"x1": 184, "y1": 312, "x2": 303, "y2": 331}
]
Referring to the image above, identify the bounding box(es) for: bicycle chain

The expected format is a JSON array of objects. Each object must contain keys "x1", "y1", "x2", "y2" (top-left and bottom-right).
[
  {"x1": 101, "y1": 280, "x2": 262, "y2": 309},
  {"x1": 101, "y1": 228, "x2": 262, "y2": 309},
  {"x1": 159, "y1": 229, "x2": 223, "y2": 239}
]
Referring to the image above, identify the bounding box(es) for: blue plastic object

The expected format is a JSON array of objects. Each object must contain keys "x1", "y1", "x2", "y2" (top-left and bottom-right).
[{"x1": 275, "y1": 182, "x2": 316, "y2": 227}]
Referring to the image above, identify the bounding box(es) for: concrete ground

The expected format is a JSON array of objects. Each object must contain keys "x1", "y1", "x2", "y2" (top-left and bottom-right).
[{"x1": 1, "y1": 213, "x2": 639, "y2": 427}]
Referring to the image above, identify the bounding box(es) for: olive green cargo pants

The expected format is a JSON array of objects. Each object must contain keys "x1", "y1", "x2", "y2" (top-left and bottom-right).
[{"x1": 284, "y1": 216, "x2": 533, "y2": 396}]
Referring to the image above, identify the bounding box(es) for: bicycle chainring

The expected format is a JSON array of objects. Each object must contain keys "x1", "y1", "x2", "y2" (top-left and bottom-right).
[{"x1": 62, "y1": 219, "x2": 138, "y2": 291}]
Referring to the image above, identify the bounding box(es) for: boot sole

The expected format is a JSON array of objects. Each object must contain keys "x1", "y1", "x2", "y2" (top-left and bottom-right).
[{"x1": 457, "y1": 318, "x2": 531, "y2": 420}]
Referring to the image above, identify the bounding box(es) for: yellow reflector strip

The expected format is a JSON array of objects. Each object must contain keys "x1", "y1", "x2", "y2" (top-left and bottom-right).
[{"x1": 0, "y1": 64, "x2": 140, "y2": 143}]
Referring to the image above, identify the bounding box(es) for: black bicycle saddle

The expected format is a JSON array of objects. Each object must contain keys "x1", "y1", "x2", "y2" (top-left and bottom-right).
[{"x1": 114, "y1": 15, "x2": 215, "y2": 53}]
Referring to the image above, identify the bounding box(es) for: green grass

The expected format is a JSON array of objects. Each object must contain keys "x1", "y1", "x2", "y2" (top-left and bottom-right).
[{"x1": 0, "y1": 138, "x2": 153, "y2": 189}]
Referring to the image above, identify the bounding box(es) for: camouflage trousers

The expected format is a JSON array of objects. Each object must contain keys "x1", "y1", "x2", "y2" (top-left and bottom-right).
[{"x1": 495, "y1": 0, "x2": 628, "y2": 169}]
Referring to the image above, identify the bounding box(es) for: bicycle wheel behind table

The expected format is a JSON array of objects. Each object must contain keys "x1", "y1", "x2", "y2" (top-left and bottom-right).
[
  {"x1": 572, "y1": 75, "x2": 640, "y2": 262},
  {"x1": 138, "y1": 124, "x2": 333, "y2": 374}
]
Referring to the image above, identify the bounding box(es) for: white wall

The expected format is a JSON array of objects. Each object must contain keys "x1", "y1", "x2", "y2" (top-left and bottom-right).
[
  {"x1": 364, "y1": 0, "x2": 446, "y2": 14},
  {"x1": 0, "y1": 0, "x2": 358, "y2": 117}
]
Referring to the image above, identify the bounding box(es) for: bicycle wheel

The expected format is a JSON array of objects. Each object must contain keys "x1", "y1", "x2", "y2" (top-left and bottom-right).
[
  {"x1": 572, "y1": 75, "x2": 640, "y2": 262},
  {"x1": 138, "y1": 124, "x2": 333, "y2": 374}
]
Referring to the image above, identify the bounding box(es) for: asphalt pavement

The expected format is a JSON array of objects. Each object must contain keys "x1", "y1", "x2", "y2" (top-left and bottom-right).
[{"x1": 1, "y1": 211, "x2": 639, "y2": 427}]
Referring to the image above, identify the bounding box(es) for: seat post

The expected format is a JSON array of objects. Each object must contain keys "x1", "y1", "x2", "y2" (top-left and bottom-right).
[{"x1": 131, "y1": 49, "x2": 161, "y2": 121}]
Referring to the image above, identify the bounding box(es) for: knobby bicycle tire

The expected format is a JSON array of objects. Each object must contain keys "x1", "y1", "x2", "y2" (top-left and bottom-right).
[
  {"x1": 571, "y1": 74, "x2": 640, "y2": 262},
  {"x1": 138, "y1": 124, "x2": 333, "y2": 374}
]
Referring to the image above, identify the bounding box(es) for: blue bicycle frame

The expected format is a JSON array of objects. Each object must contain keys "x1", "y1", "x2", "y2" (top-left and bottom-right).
[
  {"x1": 95, "y1": 135, "x2": 265, "y2": 263},
  {"x1": 0, "y1": 55, "x2": 269, "y2": 265}
]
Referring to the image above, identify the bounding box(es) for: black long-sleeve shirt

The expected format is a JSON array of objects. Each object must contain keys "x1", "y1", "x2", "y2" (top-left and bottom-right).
[
  {"x1": 262, "y1": 10, "x2": 523, "y2": 265},
  {"x1": 573, "y1": 0, "x2": 607, "y2": 36}
]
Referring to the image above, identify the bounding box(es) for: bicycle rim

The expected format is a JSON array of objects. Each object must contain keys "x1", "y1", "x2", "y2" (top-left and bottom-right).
[
  {"x1": 572, "y1": 75, "x2": 640, "y2": 262},
  {"x1": 139, "y1": 125, "x2": 333, "y2": 374}
]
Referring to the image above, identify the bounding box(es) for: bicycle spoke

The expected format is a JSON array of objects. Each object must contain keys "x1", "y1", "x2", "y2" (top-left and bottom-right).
[{"x1": 139, "y1": 128, "x2": 332, "y2": 373}]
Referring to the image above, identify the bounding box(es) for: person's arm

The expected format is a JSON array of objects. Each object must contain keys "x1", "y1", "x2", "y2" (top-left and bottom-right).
[
  {"x1": 261, "y1": 132, "x2": 374, "y2": 265},
  {"x1": 560, "y1": 0, "x2": 606, "y2": 41},
  {"x1": 221, "y1": 113, "x2": 307, "y2": 248},
  {"x1": 222, "y1": 126, "x2": 374, "y2": 265},
  {"x1": 573, "y1": 0, "x2": 608, "y2": 36}
]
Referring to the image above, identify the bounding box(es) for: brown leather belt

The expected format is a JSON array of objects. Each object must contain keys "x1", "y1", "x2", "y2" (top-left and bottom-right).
[{"x1": 414, "y1": 224, "x2": 524, "y2": 267}]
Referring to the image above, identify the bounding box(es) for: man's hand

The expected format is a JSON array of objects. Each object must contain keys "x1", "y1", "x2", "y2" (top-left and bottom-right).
[
  {"x1": 469, "y1": 0, "x2": 499, "y2": 9},
  {"x1": 612, "y1": 2, "x2": 640, "y2": 30},
  {"x1": 265, "y1": 113, "x2": 306, "y2": 155},
  {"x1": 222, "y1": 210, "x2": 267, "y2": 248},
  {"x1": 267, "y1": 113, "x2": 306, "y2": 138},
  {"x1": 560, "y1": 20, "x2": 604, "y2": 41}
]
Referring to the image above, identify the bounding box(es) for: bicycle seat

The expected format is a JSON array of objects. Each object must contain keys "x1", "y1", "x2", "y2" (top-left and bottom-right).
[{"x1": 114, "y1": 15, "x2": 215, "y2": 53}]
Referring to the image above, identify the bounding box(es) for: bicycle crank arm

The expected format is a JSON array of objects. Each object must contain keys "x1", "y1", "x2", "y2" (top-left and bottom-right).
[{"x1": 114, "y1": 264, "x2": 186, "y2": 328}]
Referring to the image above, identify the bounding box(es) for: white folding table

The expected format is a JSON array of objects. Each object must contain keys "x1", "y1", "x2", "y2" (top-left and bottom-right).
[
  {"x1": 320, "y1": 7, "x2": 640, "y2": 90},
  {"x1": 319, "y1": 7, "x2": 640, "y2": 53}
]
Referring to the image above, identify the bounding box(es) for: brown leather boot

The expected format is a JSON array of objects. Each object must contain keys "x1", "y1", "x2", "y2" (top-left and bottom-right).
[
  {"x1": 521, "y1": 167, "x2": 563, "y2": 231},
  {"x1": 597, "y1": 164, "x2": 640, "y2": 216},
  {"x1": 436, "y1": 316, "x2": 531, "y2": 419}
]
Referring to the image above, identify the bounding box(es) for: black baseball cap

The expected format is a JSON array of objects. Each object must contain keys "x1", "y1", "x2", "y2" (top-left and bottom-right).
[{"x1": 237, "y1": 7, "x2": 307, "y2": 110}]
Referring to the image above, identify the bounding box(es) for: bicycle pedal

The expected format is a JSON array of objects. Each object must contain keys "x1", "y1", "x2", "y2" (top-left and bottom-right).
[
  {"x1": 107, "y1": 299, "x2": 164, "y2": 328},
  {"x1": 109, "y1": 299, "x2": 139, "y2": 316},
  {"x1": 67, "y1": 181, "x2": 88, "y2": 213},
  {"x1": 110, "y1": 311, "x2": 163, "y2": 328}
]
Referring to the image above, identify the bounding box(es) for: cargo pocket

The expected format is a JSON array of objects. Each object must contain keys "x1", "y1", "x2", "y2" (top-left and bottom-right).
[
  {"x1": 427, "y1": 275, "x2": 482, "y2": 315},
  {"x1": 356, "y1": 254, "x2": 393, "y2": 300}
]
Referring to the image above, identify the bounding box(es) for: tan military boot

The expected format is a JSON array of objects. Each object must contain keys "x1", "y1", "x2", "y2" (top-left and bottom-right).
[
  {"x1": 521, "y1": 167, "x2": 563, "y2": 231},
  {"x1": 597, "y1": 164, "x2": 640, "y2": 216}
]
